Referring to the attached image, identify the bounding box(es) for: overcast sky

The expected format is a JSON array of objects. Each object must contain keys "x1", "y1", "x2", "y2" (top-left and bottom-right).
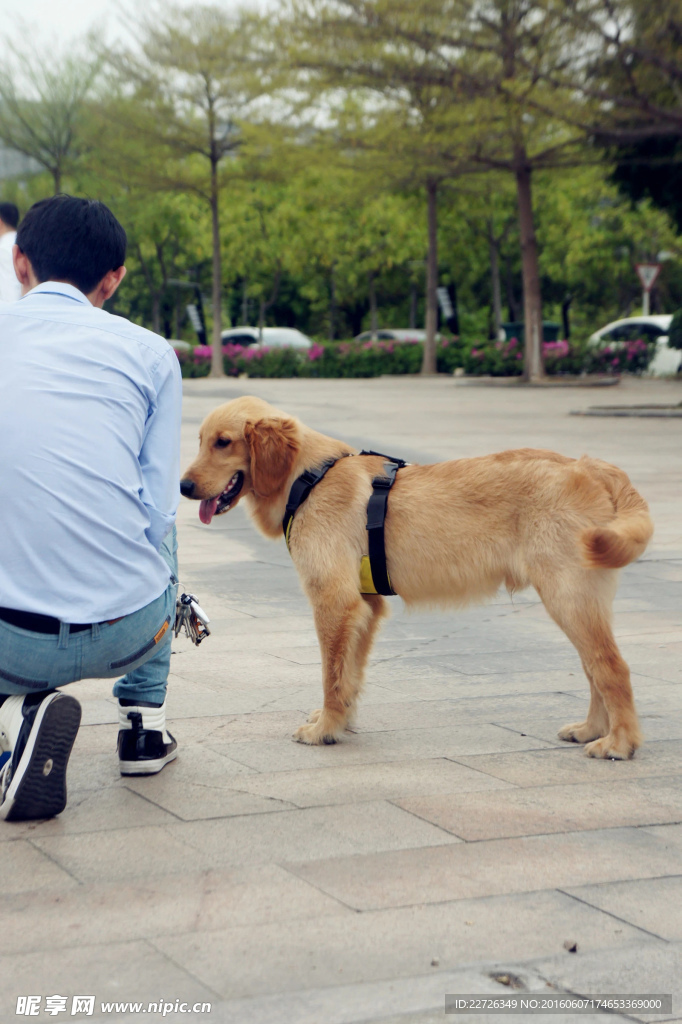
[
  {"x1": 0, "y1": 0, "x2": 254, "y2": 49},
  {"x1": 0, "y1": 0, "x2": 134, "y2": 46}
]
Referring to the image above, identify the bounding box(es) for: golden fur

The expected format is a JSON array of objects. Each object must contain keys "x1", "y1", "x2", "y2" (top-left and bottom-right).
[{"x1": 182, "y1": 395, "x2": 654, "y2": 759}]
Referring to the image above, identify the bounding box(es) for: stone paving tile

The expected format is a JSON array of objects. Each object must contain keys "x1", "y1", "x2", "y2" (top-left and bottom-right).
[
  {"x1": 176, "y1": 800, "x2": 462, "y2": 867},
  {"x1": 452, "y1": 739, "x2": 682, "y2": 787},
  {"x1": 204, "y1": 966, "x2": 634, "y2": 1024},
  {"x1": 30, "y1": 801, "x2": 461, "y2": 882},
  {"x1": 536, "y1": 941, "x2": 682, "y2": 1023},
  {"x1": 640, "y1": 822, "x2": 682, "y2": 847},
  {"x1": 370, "y1": 667, "x2": 593, "y2": 701},
  {"x1": 153, "y1": 889, "x2": 655, "y2": 1000},
  {"x1": 0, "y1": 838, "x2": 79, "y2": 891},
  {"x1": 0, "y1": 786, "x2": 177, "y2": 840},
  {"x1": 215, "y1": 724, "x2": 553, "y2": 774},
  {"x1": 0, "y1": 939, "x2": 216, "y2": 1021},
  {"x1": 123, "y1": 770, "x2": 293, "y2": 822},
  {"x1": 563, "y1": 875, "x2": 682, "y2": 941},
  {"x1": 0, "y1": 863, "x2": 350, "y2": 956},
  {"x1": 287, "y1": 826, "x2": 682, "y2": 911},
  {"x1": 237, "y1": 757, "x2": 514, "y2": 808},
  {"x1": 30, "y1": 824, "x2": 217, "y2": 883},
  {"x1": 352, "y1": 693, "x2": 586, "y2": 734},
  {"x1": 396, "y1": 776, "x2": 682, "y2": 841}
]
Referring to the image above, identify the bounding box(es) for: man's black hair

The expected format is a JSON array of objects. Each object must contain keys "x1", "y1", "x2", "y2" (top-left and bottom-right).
[
  {"x1": 16, "y1": 195, "x2": 126, "y2": 295},
  {"x1": 0, "y1": 202, "x2": 19, "y2": 230}
]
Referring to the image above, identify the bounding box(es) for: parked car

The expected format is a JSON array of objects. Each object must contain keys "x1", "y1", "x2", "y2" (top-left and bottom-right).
[
  {"x1": 221, "y1": 326, "x2": 313, "y2": 350},
  {"x1": 589, "y1": 315, "x2": 680, "y2": 376},
  {"x1": 169, "y1": 339, "x2": 192, "y2": 359},
  {"x1": 354, "y1": 328, "x2": 440, "y2": 343}
]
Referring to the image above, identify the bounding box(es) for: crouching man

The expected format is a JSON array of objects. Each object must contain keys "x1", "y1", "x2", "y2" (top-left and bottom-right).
[{"x1": 0, "y1": 195, "x2": 182, "y2": 822}]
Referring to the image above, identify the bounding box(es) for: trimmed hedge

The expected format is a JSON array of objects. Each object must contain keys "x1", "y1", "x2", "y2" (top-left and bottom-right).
[{"x1": 178, "y1": 335, "x2": 657, "y2": 379}]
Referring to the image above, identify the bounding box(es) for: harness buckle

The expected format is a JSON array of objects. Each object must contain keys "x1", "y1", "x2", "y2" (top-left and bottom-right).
[{"x1": 371, "y1": 475, "x2": 393, "y2": 490}]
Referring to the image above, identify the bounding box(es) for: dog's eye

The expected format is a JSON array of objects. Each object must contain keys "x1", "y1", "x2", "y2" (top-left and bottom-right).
[{"x1": 214, "y1": 438, "x2": 231, "y2": 449}]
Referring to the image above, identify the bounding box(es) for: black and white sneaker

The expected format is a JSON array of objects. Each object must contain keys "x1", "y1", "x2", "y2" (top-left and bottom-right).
[
  {"x1": 117, "y1": 699, "x2": 177, "y2": 776},
  {"x1": 0, "y1": 692, "x2": 81, "y2": 822}
]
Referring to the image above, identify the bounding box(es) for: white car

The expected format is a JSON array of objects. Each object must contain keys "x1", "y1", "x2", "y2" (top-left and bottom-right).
[
  {"x1": 354, "y1": 328, "x2": 440, "y2": 343},
  {"x1": 221, "y1": 326, "x2": 313, "y2": 350},
  {"x1": 589, "y1": 315, "x2": 680, "y2": 376}
]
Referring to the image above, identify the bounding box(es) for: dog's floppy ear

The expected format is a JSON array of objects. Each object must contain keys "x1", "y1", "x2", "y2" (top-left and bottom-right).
[{"x1": 244, "y1": 416, "x2": 300, "y2": 497}]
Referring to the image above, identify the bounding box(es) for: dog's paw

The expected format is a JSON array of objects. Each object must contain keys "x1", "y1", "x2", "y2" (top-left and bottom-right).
[
  {"x1": 293, "y1": 713, "x2": 344, "y2": 746},
  {"x1": 306, "y1": 708, "x2": 323, "y2": 724},
  {"x1": 585, "y1": 733, "x2": 638, "y2": 760},
  {"x1": 558, "y1": 721, "x2": 606, "y2": 744}
]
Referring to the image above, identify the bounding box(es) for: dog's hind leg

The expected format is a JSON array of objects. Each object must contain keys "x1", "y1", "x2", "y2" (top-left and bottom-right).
[
  {"x1": 558, "y1": 656, "x2": 610, "y2": 745},
  {"x1": 294, "y1": 592, "x2": 379, "y2": 745},
  {"x1": 537, "y1": 570, "x2": 641, "y2": 759}
]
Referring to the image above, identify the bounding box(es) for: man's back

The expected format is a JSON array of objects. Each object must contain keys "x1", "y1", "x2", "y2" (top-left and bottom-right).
[{"x1": 0, "y1": 282, "x2": 182, "y2": 623}]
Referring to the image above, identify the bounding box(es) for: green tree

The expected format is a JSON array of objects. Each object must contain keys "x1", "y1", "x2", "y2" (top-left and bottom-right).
[
  {"x1": 282, "y1": 0, "x2": 588, "y2": 379},
  {"x1": 107, "y1": 5, "x2": 271, "y2": 375},
  {"x1": 0, "y1": 38, "x2": 101, "y2": 193}
]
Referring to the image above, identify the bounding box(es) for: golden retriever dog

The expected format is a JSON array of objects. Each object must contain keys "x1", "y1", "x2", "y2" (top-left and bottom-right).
[{"x1": 181, "y1": 396, "x2": 653, "y2": 759}]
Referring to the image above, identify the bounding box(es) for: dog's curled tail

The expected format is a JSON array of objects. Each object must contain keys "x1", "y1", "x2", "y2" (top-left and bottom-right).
[{"x1": 581, "y1": 462, "x2": 653, "y2": 569}]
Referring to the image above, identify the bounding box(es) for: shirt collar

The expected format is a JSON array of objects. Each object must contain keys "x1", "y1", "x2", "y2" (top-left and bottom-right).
[{"x1": 23, "y1": 282, "x2": 91, "y2": 306}]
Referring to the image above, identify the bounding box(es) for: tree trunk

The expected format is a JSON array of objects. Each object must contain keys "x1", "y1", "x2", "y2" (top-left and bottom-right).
[
  {"x1": 514, "y1": 154, "x2": 544, "y2": 381},
  {"x1": 242, "y1": 280, "x2": 248, "y2": 324},
  {"x1": 52, "y1": 165, "x2": 62, "y2": 195},
  {"x1": 329, "y1": 263, "x2": 336, "y2": 341},
  {"x1": 422, "y1": 179, "x2": 438, "y2": 374},
  {"x1": 151, "y1": 293, "x2": 161, "y2": 336},
  {"x1": 209, "y1": 159, "x2": 224, "y2": 378},
  {"x1": 258, "y1": 299, "x2": 265, "y2": 342},
  {"x1": 369, "y1": 272, "x2": 378, "y2": 339},
  {"x1": 409, "y1": 279, "x2": 417, "y2": 329},
  {"x1": 489, "y1": 230, "x2": 503, "y2": 341},
  {"x1": 506, "y1": 258, "x2": 521, "y2": 322}
]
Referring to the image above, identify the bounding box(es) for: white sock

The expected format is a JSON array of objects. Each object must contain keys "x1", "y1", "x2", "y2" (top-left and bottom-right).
[
  {"x1": 0, "y1": 695, "x2": 27, "y2": 753},
  {"x1": 118, "y1": 700, "x2": 170, "y2": 742}
]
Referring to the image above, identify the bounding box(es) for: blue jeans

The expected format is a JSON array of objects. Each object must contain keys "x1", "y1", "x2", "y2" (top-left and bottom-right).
[{"x1": 0, "y1": 528, "x2": 178, "y2": 706}]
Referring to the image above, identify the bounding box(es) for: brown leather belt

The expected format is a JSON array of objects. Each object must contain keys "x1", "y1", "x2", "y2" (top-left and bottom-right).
[{"x1": 0, "y1": 608, "x2": 122, "y2": 635}]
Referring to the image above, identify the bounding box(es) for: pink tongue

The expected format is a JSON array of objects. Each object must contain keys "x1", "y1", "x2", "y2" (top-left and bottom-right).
[{"x1": 199, "y1": 497, "x2": 219, "y2": 525}]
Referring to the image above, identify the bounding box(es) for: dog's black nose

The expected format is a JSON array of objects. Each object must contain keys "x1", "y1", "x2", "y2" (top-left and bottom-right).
[{"x1": 180, "y1": 478, "x2": 195, "y2": 498}]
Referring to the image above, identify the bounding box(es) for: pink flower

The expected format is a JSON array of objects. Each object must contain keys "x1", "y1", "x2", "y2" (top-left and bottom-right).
[
  {"x1": 363, "y1": 340, "x2": 374, "y2": 350},
  {"x1": 243, "y1": 346, "x2": 268, "y2": 361},
  {"x1": 308, "y1": 343, "x2": 325, "y2": 362},
  {"x1": 193, "y1": 344, "x2": 212, "y2": 361},
  {"x1": 516, "y1": 352, "x2": 523, "y2": 359},
  {"x1": 543, "y1": 340, "x2": 569, "y2": 357}
]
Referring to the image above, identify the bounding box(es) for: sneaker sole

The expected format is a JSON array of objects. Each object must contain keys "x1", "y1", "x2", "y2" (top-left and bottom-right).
[
  {"x1": 0, "y1": 694, "x2": 81, "y2": 822},
  {"x1": 119, "y1": 748, "x2": 178, "y2": 776}
]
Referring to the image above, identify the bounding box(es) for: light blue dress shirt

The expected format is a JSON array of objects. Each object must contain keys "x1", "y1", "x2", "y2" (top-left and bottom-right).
[{"x1": 0, "y1": 282, "x2": 182, "y2": 623}]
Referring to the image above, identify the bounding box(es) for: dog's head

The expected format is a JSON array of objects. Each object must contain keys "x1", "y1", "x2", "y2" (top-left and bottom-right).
[{"x1": 180, "y1": 396, "x2": 301, "y2": 524}]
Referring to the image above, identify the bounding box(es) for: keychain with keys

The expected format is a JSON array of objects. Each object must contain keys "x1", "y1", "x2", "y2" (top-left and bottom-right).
[{"x1": 174, "y1": 592, "x2": 211, "y2": 645}]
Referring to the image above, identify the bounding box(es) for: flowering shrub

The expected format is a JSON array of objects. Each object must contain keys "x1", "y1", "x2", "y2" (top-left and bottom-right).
[
  {"x1": 180, "y1": 333, "x2": 656, "y2": 378},
  {"x1": 583, "y1": 337, "x2": 654, "y2": 374}
]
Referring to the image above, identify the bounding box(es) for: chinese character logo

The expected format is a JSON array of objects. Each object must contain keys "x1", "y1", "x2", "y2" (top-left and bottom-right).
[
  {"x1": 16, "y1": 996, "x2": 41, "y2": 1016},
  {"x1": 71, "y1": 997, "x2": 95, "y2": 1016}
]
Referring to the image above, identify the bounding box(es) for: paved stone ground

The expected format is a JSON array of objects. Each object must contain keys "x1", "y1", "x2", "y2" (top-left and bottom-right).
[{"x1": 1, "y1": 375, "x2": 681, "y2": 1024}]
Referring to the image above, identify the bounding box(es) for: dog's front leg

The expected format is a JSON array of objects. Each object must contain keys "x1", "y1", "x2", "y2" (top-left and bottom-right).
[{"x1": 294, "y1": 594, "x2": 377, "y2": 745}]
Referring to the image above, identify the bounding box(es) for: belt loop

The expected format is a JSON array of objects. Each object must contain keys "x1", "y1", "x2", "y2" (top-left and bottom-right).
[
  {"x1": 91, "y1": 622, "x2": 100, "y2": 642},
  {"x1": 57, "y1": 620, "x2": 70, "y2": 650}
]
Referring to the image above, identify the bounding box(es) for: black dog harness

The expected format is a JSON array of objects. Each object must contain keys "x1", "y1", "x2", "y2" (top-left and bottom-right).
[{"x1": 282, "y1": 450, "x2": 406, "y2": 596}]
